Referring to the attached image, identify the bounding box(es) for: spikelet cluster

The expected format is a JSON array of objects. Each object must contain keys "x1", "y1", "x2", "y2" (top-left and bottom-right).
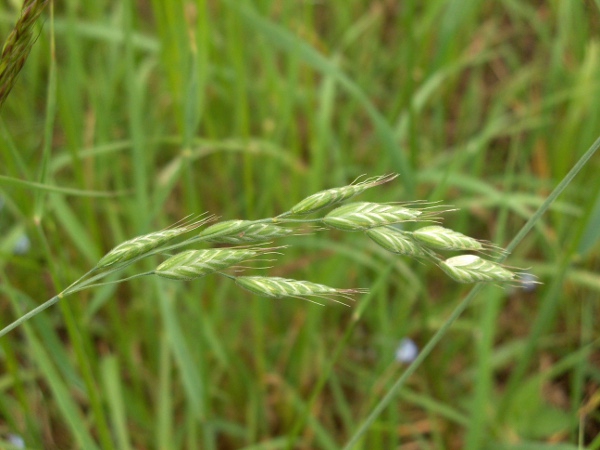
[
  {"x1": 96, "y1": 173, "x2": 524, "y2": 306},
  {"x1": 2, "y1": 173, "x2": 534, "y2": 339}
]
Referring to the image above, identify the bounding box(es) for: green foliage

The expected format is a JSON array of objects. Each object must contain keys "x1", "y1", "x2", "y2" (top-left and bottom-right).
[{"x1": 1, "y1": 1, "x2": 599, "y2": 449}]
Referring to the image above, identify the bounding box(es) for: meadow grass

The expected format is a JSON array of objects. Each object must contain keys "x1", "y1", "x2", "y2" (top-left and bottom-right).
[{"x1": 1, "y1": 1, "x2": 600, "y2": 449}]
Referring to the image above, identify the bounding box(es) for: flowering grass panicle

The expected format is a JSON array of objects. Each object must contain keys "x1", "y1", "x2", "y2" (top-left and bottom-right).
[
  {"x1": 0, "y1": 172, "x2": 529, "y2": 338},
  {"x1": 287, "y1": 174, "x2": 397, "y2": 215}
]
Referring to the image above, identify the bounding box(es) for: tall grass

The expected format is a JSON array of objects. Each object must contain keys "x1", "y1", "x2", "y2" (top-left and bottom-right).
[{"x1": 1, "y1": 1, "x2": 599, "y2": 449}]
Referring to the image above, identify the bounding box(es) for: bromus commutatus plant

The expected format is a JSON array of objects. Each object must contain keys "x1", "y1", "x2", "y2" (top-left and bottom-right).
[{"x1": 0, "y1": 173, "x2": 526, "y2": 338}]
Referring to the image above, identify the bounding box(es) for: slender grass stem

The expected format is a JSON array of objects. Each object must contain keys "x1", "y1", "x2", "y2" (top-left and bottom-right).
[
  {"x1": 64, "y1": 272, "x2": 155, "y2": 295},
  {"x1": 0, "y1": 268, "x2": 153, "y2": 337},
  {"x1": 0, "y1": 295, "x2": 61, "y2": 338}
]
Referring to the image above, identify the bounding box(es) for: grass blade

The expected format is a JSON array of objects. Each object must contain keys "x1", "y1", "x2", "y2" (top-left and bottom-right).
[{"x1": 223, "y1": 1, "x2": 415, "y2": 195}]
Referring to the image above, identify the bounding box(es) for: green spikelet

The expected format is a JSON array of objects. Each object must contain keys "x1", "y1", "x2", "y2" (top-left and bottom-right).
[
  {"x1": 413, "y1": 226, "x2": 483, "y2": 251},
  {"x1": 97, "y1": 222, "x2": 204, "y2": 269},
  {"x1": 97, "y1": 229, "x2": 184, "y2": 268},
  {"x1": 288, "y1": 174, "x2": 397, "y2": 215},
  {"x1": 200, "y1": 221, "x2": 293, "y2": 244},
  {"x1": 323, "y1": 202, "x2": 422, "y2": 231},
  {"x1": 155, "y1": 248, "x2": 266, "y2": 280},
  {"x1": 365, "y1": 226, "x2": 426, "y2": 256},
  {"x1": 235, "y1": 276, "x2": 366, "y2": 302},
  {"x1": 438, "y1": 255, "x2": 515, "y2": 283},
  {"x1": 197, "y1": 220, "x2": 249, "y2": 241}
]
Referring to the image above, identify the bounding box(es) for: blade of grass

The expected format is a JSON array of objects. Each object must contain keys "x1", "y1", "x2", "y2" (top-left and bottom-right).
[
  {"x1": 123, "y1": 0, "x2": 149, "y2": 230},
  {"x1": 2, "y1": 283, "x2": 101, "y2": 449},
  {"x1": 33, "y1": 0, "x2": 55, "y2": 222},
  {"x1": 25, "y1": 327, "x2": 101, "y2": 450},
  {"x1": 223, "y1": 0, "x2": 415, "y2": 195},
  {"x1": 285, "y1": 266, "x2": 391, "y2": 449},
  {"x1": 154, "y1": 280, "x2": 206, "y2": 423},
  {"x1": 0, "y1": 175, "x2": 127, "y2": 197},
  {"x1": 57, "y1": 297, "x2": 115, "y2": 450},
  {"x1": 156, "y1": 335, "x2": 173, "y2": 450},
  {"x1": 101, "y1": 355, "x2": 133, "y2": 450}
]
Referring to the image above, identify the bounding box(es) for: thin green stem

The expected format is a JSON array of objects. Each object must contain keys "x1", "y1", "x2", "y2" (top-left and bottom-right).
[
  {"x1": 65, "y1": 272, "x2": 155, "y2": 295},
  {"x1": 0, "y1": 295, "x2": 61, "y2": 338},
  {"x1": 0, "y1": 268, "x2": 153, "y2": 337}
]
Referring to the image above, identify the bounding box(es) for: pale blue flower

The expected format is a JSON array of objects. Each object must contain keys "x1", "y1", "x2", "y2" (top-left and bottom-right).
[
  {"x1": 7, "y1": 434, "x2": 25, "y2": 448},
  {"x1": 395, "y1": 338, "x2": 418, "y2": 363},
  {"x1": 13, "y1": 234, "x2": 31, "y2": 255},
  {"x1": 520, "y1": 272, "x2": 537, "y2": 292}
]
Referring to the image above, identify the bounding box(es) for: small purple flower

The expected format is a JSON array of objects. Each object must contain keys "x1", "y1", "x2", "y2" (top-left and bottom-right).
[{"x1": 395, "y1": 338, "x2": 418, "y2": 363}]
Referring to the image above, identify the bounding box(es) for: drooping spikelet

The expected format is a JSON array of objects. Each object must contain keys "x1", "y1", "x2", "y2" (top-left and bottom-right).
[
  {"x1": 365, "y1": 226, "x2": 427, "y2": 256},
  {"x1": 96, "y1": 218, "x2": 209, "y2": 269},
  {"x1": 155, "y1": 248, "x2": 270, "y2": 280},
  {"x1": 287, "y1": 174, "x2": 397, "y2": 215},
  {"x1": 235, "y1": 276, "x2": 366, "y2": 304},
  {"x1": 198, "y1": 220, "x2": 293, "y2": 244},
  {"x1": 438, "y1": 255, "x2": 516, "y2": 283},
  {"x1": 0, "y1": 0, "x2": 49, "y2": 107},
  {"x1": 323, "y1": 202, "x2": 423, "y2": 231},
  {"x1": 412, "y1": 226, "x2": 483, "y2": 251}
]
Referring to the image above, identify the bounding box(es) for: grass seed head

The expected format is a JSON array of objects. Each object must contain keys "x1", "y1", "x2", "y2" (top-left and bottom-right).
[
  {"x1": 366, "y1": 226, "x2": 426, "y2": 256},
  {"x1": 155, "y1": 248, "x2": 268, "y2": 280},
  {"x1": 197, "y1": 220, "x2": 249, "y2": 241},
  {"x1": 413, "y1": 225, "x2": 483, "y2": 251},
  {"x1": 235, "y1": 276, "x2": 366, "y2": 304},
  {"x1": 202, "y1": 221, "x2": 293, "y2": 244},
  {"x1": 438, "y1": 254, "x2": 516, "y2": 283},
  {"x1": 288, "y1": 173, "x2": 397, "y2": 215},
  {"x1": 0, "y1": 0, "x2": 50, "y2": 107},
  {"x1": 323, "y1": 202, "x2": 423, "y2": 231},
  {"x1": 96, "y1": 218, "x2": 208, "y2": 269}
]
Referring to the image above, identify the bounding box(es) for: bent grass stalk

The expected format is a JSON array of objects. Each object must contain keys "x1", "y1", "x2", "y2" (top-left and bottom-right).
[{"x1": 1, "y1": 173, "x2": 523, "y2": 338}]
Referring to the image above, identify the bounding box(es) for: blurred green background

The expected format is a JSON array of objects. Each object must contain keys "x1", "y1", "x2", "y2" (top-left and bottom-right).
[{"x1": 1, "y1": 1, "x2": 600, "y2": 449}]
